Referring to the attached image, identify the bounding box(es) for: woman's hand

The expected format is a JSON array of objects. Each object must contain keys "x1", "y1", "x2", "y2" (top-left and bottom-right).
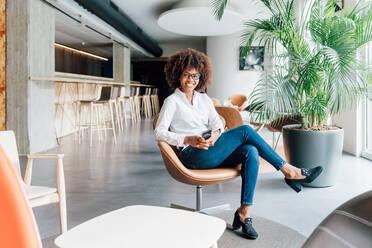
[
  {"x1": 206, "y1": 129, "x2": 221, "y2": 147},
  {"x1": 184, "y1": 136, "x2": 210, "y2": 150}
]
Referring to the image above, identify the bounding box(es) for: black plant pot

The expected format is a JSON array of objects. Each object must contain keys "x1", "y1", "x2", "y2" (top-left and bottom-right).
[{"x1": 282, "y1": 124, "x2": 344, "y2": 187}]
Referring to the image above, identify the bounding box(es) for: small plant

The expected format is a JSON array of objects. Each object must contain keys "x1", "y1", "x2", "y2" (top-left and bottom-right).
[{"x1": 212, "y1": 0, "x2": 372, "y2": 129}]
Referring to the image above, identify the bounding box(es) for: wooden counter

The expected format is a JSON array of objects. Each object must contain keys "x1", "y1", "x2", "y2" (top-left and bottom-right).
[{"x1": 30, "y1": 73, "x2": 156, "y2": 138}]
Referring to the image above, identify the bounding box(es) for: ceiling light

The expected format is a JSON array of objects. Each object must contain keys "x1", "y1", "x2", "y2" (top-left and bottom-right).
[
  {"x1": 158, "y1": 0, "x2": 244, "y2": 36},
  {"x1": 54, "y1": 43, "x2": 108, "y2": 61}
]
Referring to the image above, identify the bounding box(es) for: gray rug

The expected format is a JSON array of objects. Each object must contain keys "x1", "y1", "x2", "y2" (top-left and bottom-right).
[
  {"x1": 213, "y1": 210, "x2": 306, "y2": 248},
  {"x1": 42, "y1": 210, "x2": 306, "y2": 248}
]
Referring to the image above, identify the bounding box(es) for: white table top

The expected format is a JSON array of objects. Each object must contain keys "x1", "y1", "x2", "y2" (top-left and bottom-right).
[{"x1": 55, "y1": 205, "x2": 226, "y2": 248}]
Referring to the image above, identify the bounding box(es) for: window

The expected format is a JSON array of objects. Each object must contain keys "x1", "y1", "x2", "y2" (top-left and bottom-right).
[
  {"x1": 366, "y1": 99, "x2": 372, "y2": 158},
  {"x1": 362, "y1": 37, "x2": 372, "y2": 160}
]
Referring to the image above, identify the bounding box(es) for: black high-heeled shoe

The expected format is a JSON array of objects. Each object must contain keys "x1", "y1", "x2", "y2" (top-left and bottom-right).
[
  {"x1": 232, "y1": 209, "x2": 258, "y2": 239},
  {"x1": 285, "y1": 166, "x2": 323, "y2": 193}
]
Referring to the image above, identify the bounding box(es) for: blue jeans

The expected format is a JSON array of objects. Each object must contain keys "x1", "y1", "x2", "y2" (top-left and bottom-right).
[{"x1": 180, "y1": 125, "x2": 286, "y2": 205}]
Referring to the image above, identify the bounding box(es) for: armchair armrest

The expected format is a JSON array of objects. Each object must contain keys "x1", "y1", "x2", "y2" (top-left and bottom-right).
[
  {"x1": 24, "y1": 153, "x2": 67, "y2": 233},
  {"x1": 24, "y1": 153, "x2": 65, "y2": 185},
  {"x1": 238, "y1": 100, "x2": 249, "y2": 111},
  {"x1": 27, "y1": 154, "x2": 64, "y2": 159}
]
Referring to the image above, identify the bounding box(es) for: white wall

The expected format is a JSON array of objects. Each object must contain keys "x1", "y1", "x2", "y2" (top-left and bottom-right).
[
  {"x1": 331, "y1": 0, "x2": 366, "y2": 156},
  {"x1": 206, "y1": 32, "x2": 268, "y2": 103},
  {"x1": 160, "y1": 38, "x2": 206, "y2": 57},
  {"x1": 333, "y1": 103, "x2": 365, "y2": 156}
]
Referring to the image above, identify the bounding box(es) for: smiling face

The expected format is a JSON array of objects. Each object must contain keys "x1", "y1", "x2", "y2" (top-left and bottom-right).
[{"x1": 179, "y1": 67, "x2": 200, "y2": 94}]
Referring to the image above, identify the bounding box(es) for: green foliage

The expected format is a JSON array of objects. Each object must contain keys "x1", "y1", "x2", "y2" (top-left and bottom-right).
[
  {"x1": 211, "y1": 0, "x2": 229, "y2": 21},
  {"x1": 212, "y1": 0, "x2": 372, "y2": 128}
]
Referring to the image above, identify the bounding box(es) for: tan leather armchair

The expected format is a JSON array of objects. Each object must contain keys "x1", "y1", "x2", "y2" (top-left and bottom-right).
[
  {"x1": 210, "y1": 97, "x2": 221, "y2": 107},
  {"x1": 215, "y1": 106, "x2": 243, "y2": 130},
  {"x1": 228, "y1": 94, "x2": 248, "y2": 111},
  {"x1": 153, "y1": 106, "x2": 243, "y2": 212}
]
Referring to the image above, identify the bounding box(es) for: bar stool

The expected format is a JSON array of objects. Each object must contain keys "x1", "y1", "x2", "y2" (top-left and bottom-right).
[
  {"x1": 151, "y1": 88, "x2": 160, "y2": 116},
  {"x1": 129, "y1": 86, "x2": 141, "y2": 124},
  {"x1": 128, "y1": 86, "x2": 136, "y2": 124},
  {"x1": 134, "y1": 86, "x2": 142, "y2": 122},
  {"x1": 75, "y1": 86, "x2": 112, "y2": 146},
  {"x1": 141, "y1": 87, "x2": 152, "y2": 118},
  {"x1": 116, "y1": 86, "x2": 128, "y2": 129},
  {"x1": 96, "y1": 86, "x2": 118, "y2": 144},
  {"x1": 108, "y1": 86, "x2": 120, "y2": 133}
]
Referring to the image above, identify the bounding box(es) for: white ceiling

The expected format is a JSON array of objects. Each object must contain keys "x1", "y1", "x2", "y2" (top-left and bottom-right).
[
  {"x1": 158, "y1": 7, "x2": 244, "y2": 36},
  {"x1": 54, "y1": 0, "x2": 269, "y2": 58},
  {"x1": 112, "y1": 0, "x2": 268, "y2": 41},
  {"x1": 55, "y1": 11, "x2": 113, "y2": 58}
]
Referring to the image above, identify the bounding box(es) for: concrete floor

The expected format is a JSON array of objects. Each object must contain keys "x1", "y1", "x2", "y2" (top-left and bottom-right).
[{"x1": 23, "y1": 119, "x2": 372, "y2": 240}]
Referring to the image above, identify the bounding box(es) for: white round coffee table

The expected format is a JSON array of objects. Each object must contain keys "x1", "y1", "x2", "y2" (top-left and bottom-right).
[{"x1": 55, "y1": 205, "x2": 226, "y2": 248}]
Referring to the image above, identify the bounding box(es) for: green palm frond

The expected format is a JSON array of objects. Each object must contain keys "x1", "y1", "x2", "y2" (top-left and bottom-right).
[
  {"x1": 351, "y1": 4, "x2": 372, "y2": 48},
  {"x1": 259, "y1": 0, "x2": 273, "y2": 10},
  {"x1": 284, "y1": 0, "x2": 296, "y2": 21},
  {"x1": 212, "y1": 0, "x2": 372, "y2": 128},
  {"x1": 297, "y1": 56, "x2": 323, "y2": 95},
  {"x1": 248, "y1": 70, "x2": 297, "y2": 123},
  {"x1": 301, "y1": 93, "x2": 328, "y2": 127},
  {"x1": 240, "y1": 17, "x2": 282, "y2": 56},
  {"x1": 310, "y1": 0, "x2": 336, "y2": 21},
  {"x1": 211, "y1": 0, "x2": 229, "y2": 21}
]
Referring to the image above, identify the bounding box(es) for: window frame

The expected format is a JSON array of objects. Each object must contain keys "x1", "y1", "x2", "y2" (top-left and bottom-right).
[{"x1": 361, "y1": 32, "x2": 372, "y2": 161}]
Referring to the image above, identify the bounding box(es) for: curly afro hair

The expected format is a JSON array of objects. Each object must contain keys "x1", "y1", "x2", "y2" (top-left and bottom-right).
[{"x1": 164, "y1": 48, "x2": 212, "y2": 92}]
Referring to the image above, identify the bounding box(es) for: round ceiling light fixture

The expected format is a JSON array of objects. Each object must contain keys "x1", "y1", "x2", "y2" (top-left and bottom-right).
[{"x1": 158, "y1": 0, "x2": 244, "y2": 36}]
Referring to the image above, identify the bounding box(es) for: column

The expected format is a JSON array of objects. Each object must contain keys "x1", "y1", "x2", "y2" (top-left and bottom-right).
[
  {"x1": 0, "y1": 0, "x2": 5, "y2": 131},
  {"x1": 113, "y1": 42, "x2": 130, "y2": 82},
  {"x1": 7, "y1": 0, "x2": 56, "y2": 153},
  {"x1": 113, "y1": 42, "x2": 131, "y2": 119}
]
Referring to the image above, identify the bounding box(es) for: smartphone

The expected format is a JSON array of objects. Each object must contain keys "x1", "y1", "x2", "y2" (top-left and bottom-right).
[{"x1": 201, "y1": 130, "x2": 212, "y2": 139}]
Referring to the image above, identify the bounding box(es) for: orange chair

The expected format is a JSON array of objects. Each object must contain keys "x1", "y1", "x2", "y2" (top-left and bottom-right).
[
  {"x1": 0, "y1": 145, "x2": 42, "y2": 248},
  {"x1": 228, "y1": 94, "x2": 248, "y2": 111}
]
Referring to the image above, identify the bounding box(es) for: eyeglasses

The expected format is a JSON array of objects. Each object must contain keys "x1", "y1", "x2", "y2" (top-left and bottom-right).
[{"x1": 182, "y1": 73, "x2": 200, "y2": 81}]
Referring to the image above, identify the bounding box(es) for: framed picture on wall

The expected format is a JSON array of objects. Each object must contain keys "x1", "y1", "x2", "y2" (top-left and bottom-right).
[
  {"x1": 239, "y1": 46, "x2": 264, "y2": 71},
  {"x1": 335, "y1": 0, "x2": 344, "y2": 11}
]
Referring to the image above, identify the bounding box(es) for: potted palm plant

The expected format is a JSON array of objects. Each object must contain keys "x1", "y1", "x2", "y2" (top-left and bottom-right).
[{"x1": 212, "y1": 0, "x2": 372, "y2": 187}]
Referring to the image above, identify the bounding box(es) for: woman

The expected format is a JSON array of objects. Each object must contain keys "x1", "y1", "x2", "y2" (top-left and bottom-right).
[{"x1": 154, "y1": 48, "x2": 322, "y2": 240}]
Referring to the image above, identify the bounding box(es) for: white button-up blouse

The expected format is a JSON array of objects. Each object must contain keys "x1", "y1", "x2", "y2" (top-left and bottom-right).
[{"x1": 154, "y1": 88, "x2": 224, "y2": 147}]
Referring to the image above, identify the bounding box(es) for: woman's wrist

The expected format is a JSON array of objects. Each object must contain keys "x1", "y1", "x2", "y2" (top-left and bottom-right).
[{"x1": 213, "y1": 129, "x2": 221, "y2": 136}]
